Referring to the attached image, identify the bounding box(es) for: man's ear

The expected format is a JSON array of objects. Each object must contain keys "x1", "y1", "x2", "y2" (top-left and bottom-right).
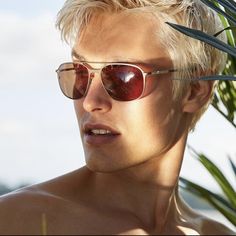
[{"x1": 182, "y1": 81, "x2": 214, "y2": 113}]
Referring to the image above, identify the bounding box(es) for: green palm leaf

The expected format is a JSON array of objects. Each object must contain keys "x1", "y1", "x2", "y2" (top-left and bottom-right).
[
  {"x1": 200, "y1": 0, "x2": 236, "y2": 24},
  {"x1": 213, "y1": 81, "x2": 236, "y2": 124},
  {"x1": 188, "y1": 146, "x2": 236, "y2": 208},
  {"x1": 215, "y1": 0, "x2": 236, "y2": 10},
  {"x1": 197, "y1": 75, "x2": 236, "y2": 80},
  {"x1": 228, "y1": 156, "x2": 236, "y2": 177},
  {"x1": 165, "y1": 22, "x2": 236, "y2": 58},
  {"x1": 180, "y1": 177, "x2": 236, "y2": 226}
]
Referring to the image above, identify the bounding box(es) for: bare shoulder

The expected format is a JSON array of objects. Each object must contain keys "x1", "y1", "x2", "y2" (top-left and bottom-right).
[
  {"x1": 185, "y1": 203, "x2": 236, "y2": 235},
  {"x1": 184, "y1": 205, "x2": 236, "y2": 235},
  {"x1": 0, "y1": 186, "x2": 54, "y2": 234},
  {"x1": 0, "y1": 167, "x2": 91, "y2": 234},
  {"x1": 198, "y1": 216, "x2": 236, "y2": 235},
  {"x1": 175, "y1": 192, "x2": 236, "y2": 235}
]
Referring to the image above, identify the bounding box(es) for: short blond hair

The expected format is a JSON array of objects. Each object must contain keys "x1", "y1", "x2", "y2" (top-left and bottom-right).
[{"x1": 56, "y1": 0, "x2": 227, "y2": 130}]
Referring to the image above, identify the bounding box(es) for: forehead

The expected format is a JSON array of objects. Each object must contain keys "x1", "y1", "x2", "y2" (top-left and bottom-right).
[
  {"x1": 80, "y1": 11, "x2": 156, "y2": 40},
  {"x1": 73, "y1": 11, "x2": 171, "y2": 65}
]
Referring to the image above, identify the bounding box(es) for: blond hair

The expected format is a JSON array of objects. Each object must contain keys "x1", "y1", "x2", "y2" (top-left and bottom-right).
[{"x1": 56, "y1": 0, "x2": 227, "y2": 130}]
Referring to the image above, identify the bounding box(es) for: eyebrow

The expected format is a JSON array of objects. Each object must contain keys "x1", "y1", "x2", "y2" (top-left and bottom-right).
[
  {"x1": 71, "y1": 49, "x2": 150, "y2": 64},
  {"x1": 71, "y1": 49, "x2": 86, "y2": 61},
  {"x1": 71, "y1": 49, "x2": 169, "y2": 70}
]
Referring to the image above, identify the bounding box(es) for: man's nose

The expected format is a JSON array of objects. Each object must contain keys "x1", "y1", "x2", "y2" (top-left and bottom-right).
[{"x1": 82, "y1": 73, "x2": 112, "y2": 113}]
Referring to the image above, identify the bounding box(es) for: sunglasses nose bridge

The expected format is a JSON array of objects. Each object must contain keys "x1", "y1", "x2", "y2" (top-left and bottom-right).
[
  {"x1": 84, "y1": 68, "x2": 105, "y2": 96},
  {"x1": 88, "y1": 68, "x2": 101, "y2": 80}
]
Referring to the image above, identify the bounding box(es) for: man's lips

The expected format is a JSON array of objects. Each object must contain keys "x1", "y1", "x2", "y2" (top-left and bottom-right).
[
  {"x1": 82, "y1": 123, "x2": 121, "y2": 146},
  {"x1": 83, "y1": 123, "x2": 120, "y2": 135}
]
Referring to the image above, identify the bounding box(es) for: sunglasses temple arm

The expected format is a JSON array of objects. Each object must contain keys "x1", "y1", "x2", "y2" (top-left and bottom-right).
[
  {"x1": 151, "y1": 69, "x2": 236, "y2": 81},
  {"x1": 172, "y1": 75, "x2": 236, "y2": 81},
  {"x1": 56, "y1": 68, "x2": 75, "y2": 73}
]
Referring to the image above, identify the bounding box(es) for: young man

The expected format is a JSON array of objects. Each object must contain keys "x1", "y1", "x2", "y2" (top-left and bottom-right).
[{"x1": 0, "y1": 0, "x2": 235, "y2": 235}]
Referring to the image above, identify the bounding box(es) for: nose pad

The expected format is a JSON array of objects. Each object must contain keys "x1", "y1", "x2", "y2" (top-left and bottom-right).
[
  {"x1": 90, "y1": 72, "x2": 95, "y2": 80},
  {"x1": 84, "y1": 72, "x2": 95, "y2": 97},
  {"x1": 82, "y1": 70, "x2": 112, "y2": 113},
  {"x1": 83, "y1": 71, "x2": 109, "y2": 99}
]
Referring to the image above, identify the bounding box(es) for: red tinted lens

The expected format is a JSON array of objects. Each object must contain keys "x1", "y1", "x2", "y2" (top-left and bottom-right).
[
  {"x1": 57, "y1": 63, "x2": 89, "y2": 99},
  {"x1": 101, "y1": 65, "x2": 144, "y2": 101},
  {"x1": 73, "y1": 64, "x2": 89, "y2": 99}
]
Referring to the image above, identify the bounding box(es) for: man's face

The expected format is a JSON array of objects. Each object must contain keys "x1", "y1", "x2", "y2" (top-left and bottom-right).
[{"x1": 73, "y1": 12, "x2": 188, "y2": 172}]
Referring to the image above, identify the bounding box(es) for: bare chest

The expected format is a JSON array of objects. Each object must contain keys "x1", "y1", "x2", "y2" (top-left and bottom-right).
[
  {"x1": 6, "y1": 197, "x2": 195, "y2": 235},
  {"x1": 35, "y1": 206, "x2": 194, "y2": 235},
  {"x1": 40, "y1": 205, "x2": 149, "y2": 235}
]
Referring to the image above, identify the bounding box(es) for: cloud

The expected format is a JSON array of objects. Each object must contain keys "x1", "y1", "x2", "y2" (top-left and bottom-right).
[
  {"x1": 0, "y1": 11, "x2": 70, "y2": 86},
  {"x1": 0, "y1": 119, "x2": 32, "y2": 136}
]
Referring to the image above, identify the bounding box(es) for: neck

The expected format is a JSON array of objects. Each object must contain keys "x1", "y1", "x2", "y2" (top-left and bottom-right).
[{"x1": 89, "y1": 133, "x2": 188, "y2": 233}]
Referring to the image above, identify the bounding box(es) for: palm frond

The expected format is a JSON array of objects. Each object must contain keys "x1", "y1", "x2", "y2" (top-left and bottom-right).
[
  {"x1": 197, "y1": 75, "x2": 236, "y2": 80},
  {"x1": 180, "y1": 177, "x2": 236, "y2": 226},
  {"x1": 200, "y1": 0, "x2": 236, "y2": 24},
  {"x1": 165, "y1": 22, "x2": 236, "y2": 58},
  {"x1": 188, "y1": 146, "x2": 236, "y2": 208},
  {"x1": 228, "y1": 156, "x2": 236, "y2": 178}
]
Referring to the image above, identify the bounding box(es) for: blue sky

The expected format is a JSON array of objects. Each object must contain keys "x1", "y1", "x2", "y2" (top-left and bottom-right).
[{"x1": 0, "y1": 1, "x2": 235, "y2": 195}]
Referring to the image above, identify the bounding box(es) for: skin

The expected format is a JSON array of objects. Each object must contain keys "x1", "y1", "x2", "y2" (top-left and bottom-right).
[{"x1": 0, "y1": 12, "x2": 234, "y2": 235}]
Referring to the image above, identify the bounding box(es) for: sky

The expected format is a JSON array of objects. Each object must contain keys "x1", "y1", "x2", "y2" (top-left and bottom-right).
[{"x1": 0, "y1": 0, "x2": 236, "y2": 195}]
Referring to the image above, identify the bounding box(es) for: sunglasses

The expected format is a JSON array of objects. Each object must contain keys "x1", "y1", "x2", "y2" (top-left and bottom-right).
[{"x1": 56, "y1": 62, "x2": 177, "y2": 101}]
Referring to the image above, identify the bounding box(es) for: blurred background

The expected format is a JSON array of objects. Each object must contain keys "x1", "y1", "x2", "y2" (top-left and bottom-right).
[{"x1": 0, "y1": 0, "x2": 235, "y2": 231}]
